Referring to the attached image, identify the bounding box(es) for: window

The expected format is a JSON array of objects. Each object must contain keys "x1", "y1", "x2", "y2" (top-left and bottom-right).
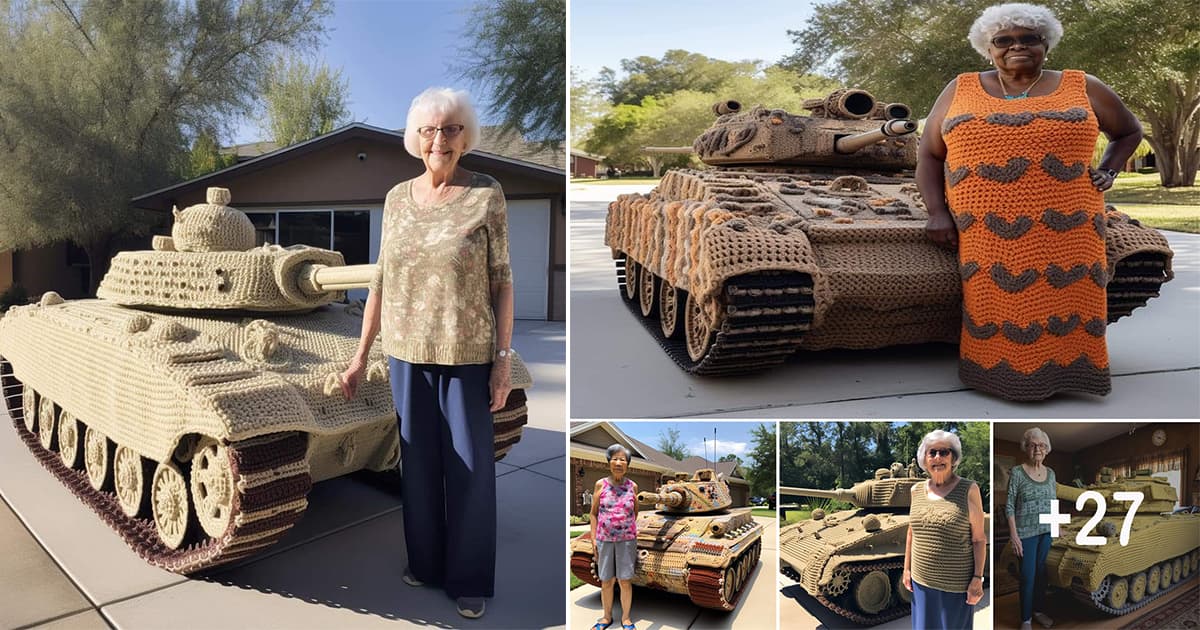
[{"x1": 244, "y1": 210, "x2": 371, "y2": 266}]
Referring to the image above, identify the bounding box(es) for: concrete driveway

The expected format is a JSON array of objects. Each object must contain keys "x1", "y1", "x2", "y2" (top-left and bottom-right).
[
  {"x1": 569, "y1": 183, "x2": 1200, "y2": 418},
  {"x1": 570, "y1": 516, "x2": 778, "y2": 630},
  {"x1": 778, "y1": 568, "x2": 992, "y2": 629},
  {"x1": 0, "y1": 320, "x2": 566, "y2": 630}
]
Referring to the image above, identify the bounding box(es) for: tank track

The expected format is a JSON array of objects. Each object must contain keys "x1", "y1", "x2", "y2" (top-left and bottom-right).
[
  {"x1": 686, "y1": 537, "x2": 763, "y2": 611},
  {"x1": 616, "y1": 256, "x2": 813, "y2": 375},
  {"x1": 2, "y1": 360, "x2": 313, "y2": 574},
  {"x1": 570, "y1": 549, "x2": 602, "y2": 587},
  {"x1": 809, "y1": 560, "x2": 911, "y2": 626},
  {"x1": 1069, "y1": 549, "x2": 1198, "y2": 616},
  {"x1": 1107, "y1": 252, "x2": 1172, "y2": 322}
]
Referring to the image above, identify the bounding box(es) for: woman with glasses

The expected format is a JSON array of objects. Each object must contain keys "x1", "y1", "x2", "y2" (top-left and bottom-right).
[
  {"x1": 1006, "y1": 428, "x2": 1057, "y2": 629},
  {"x1": 917, "y1": 3, "x2": 1144, "y2": 401},
  {"x1": 340, "y1": 87, "x2": 513, "y2": 619},
  {"x1": 903, "y1": 430, "x2": 987, "y2": 629},
  {"x1": 589, "y1": 444, "x2": 639, "y2": 630}
]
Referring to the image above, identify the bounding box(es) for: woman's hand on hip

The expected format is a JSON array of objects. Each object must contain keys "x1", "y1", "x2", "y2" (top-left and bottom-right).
[
  {"x1": 489, "y1": 360, "x2": 512, "y2": 412},
  {"x1": 339, "y1": 357, "x2": 367, "y2": 400},
  {"x1": 1089, "y1": 166, "x2": 1117, "y2": 192},
  {"x1": 966, "y1": 576, "x2": 984, "y2": 605},
  {"x1": 925, "y1": 212, "x2": 959, "y2": 250},
  {"x1": 1010, "y1": 536, "x2": 1024, "y2": 558}
]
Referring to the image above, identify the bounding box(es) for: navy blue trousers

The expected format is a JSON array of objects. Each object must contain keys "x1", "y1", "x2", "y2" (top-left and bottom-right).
[
  {"x1": 1018, "y1": 533, "x2": 1052, "y2": 622},
  {"x1": 389, "y1": 357, "x2": 496, "y2": 598},
  {"x1": 911, "y1": 580, "x2": 974, "y2": 630}
]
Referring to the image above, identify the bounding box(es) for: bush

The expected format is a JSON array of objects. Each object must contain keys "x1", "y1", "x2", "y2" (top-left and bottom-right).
[
  {"x1": 569, "y1": 514, "x2": 591, "y2": 526},
  {"x1": 1137, "y1": 167, "x2": 1158, "y2": 174},
  {"x1": 0, "y1": 285, "x2": 28, "y2": 313}
]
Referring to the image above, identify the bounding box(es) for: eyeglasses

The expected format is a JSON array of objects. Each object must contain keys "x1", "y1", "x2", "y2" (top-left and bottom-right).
[
  {"x1": 927, "y1": 448, "x2": 954, "y2": 459},
  {"x1": 416, "y1": 124, "x2": 465, "y2": 139},
  {"x1": 1028, "y1": 443, "x2": 1048, "y2": 451},
  {"x1": 991, "y1": 34, "x2": 1045, "y2": 48}
]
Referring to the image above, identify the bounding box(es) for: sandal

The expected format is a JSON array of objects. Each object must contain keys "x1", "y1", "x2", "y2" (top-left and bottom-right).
[
  {"x1": 622, "y1": 624, "x2": 636, "y2": 630},
  {"x1": 591, "y1": 621, "x2": 613, "y2": 630}
]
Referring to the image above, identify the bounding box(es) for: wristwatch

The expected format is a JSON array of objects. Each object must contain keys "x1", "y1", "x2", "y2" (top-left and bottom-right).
[
  {"x1": 1100, "y1": 167, "x2": 1118, "y2": 179},
  {"x1": 972, "y1": 575, "x2": 985, "y2": 583},
  {"x1": 496, "y1": 348, "x2": 513, "y2": 359}
]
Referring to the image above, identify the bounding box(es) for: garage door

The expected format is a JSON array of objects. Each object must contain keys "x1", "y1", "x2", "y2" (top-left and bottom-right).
[{"x1": 506, "y1": 198, "x2": 551, "y2": 320}]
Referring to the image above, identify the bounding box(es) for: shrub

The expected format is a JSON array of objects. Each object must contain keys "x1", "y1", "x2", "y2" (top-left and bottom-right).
[{"x1": 0, "y1": 285, "x2": 29, "y2": 313}]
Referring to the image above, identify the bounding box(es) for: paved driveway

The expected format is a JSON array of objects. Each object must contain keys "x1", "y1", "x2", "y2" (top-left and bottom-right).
[
  {"x1": 0, "y1": 320, "x2": 566, "y2": 630},
  {"x1": 569, "y1": 183, "x2": 1200, "y2": 418},
  {"x1": 778, "y1": 569, "x2": 992, "y2": 629}
]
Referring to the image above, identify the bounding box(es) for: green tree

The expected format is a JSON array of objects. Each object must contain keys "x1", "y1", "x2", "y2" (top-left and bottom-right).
[
  {"x1": 0, "y1": 0, "x2": 330, "y2": 292},
  {"x1": 599, "y1": 50, "x2": 760, "y2": 106},
  {"x1": 570, "y1": 70, "x2": 610, "y2": 150},
  {"x1": 656, "y1": 426, "x2": 687, "y2": 461},
  {"x1": 784, "y1": 0, "x2": 1200, "y2": 186},
  {"x1": 185, "y1": 127, "x2": 237, "y2": 179},
  {"x1": 744, "y1": 423, "x2": 776, "y2": 500},
  {"x1": 583, "y1": 100, "x2": 659, "y2": 170},
  {"x1": 458, "y1": 0, "x2": 565, "y2": 142},
  {"x1": 261, "y1": 54, "x2": 351, "y2": 146}
]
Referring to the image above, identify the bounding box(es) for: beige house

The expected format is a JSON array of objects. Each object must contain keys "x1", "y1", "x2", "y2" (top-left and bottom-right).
[
  {"x1": 570, "y1": 421, "x2": 752, "y2": 515},
  {"x1": 3, "y1": 124, "x2": 565, "y2": 320}
]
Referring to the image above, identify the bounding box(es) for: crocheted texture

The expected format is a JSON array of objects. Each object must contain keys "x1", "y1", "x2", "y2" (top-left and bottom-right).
[
  {"x1": 99, "y1": 245, "x2": 346, "y2": 312},
  {"x1": 910, "y1": 479, "x2": 976, "y2": 593},
  {"x1": 369, "y1": 173, "x2": 513, "y2": 365},
  {"x1": 944, "y1": 71, "x2": 1110, "y2": 399},
  {"x1": 171, "y1": 188, "x2": 257, "y2": 252}
]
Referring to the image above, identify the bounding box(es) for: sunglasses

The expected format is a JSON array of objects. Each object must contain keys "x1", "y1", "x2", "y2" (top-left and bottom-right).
[
  {"x1": 416, "y1": 124, "x2": 465, "y2": 139},
  {"x1": 927, "y1": 448, "x2": 954, "y2": 458},
  {"x1": 991, "y1": 34, "x2": 1045, "y2": 48}
]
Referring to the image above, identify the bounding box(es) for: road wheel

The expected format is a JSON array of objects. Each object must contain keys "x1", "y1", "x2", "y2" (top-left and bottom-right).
[
  {"x1": 114, "y1": 446, "x2": 149, "y2": 518},
  {"x1": 684, "y1": 292, "x2": 714, "y2": 362},
  {"x1": 152, "y1": 461, "x2": 191, "y2": 549},
  {"x1": 57, "y1": 410, "x2": 83, "y2": 469},
  {"x1": 191, "y1": 440, "x2": 235, "y2": 538}
]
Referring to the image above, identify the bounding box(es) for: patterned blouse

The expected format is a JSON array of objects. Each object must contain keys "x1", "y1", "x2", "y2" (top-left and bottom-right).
[
  {"x1": 1006, "y1": 465, "x2": 1057, "y2": 539},
  {"x1": 369, "y1": 172, "x2": 513, "y2": 365},
  {"x1": 596, "y1": 477, "x2": 638, "y2": 542}
]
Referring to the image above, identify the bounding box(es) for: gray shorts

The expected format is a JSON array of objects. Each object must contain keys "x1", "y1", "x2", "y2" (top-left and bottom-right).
[{"x1": 595, "y1": 539, "x2": 637, "y2": 581}]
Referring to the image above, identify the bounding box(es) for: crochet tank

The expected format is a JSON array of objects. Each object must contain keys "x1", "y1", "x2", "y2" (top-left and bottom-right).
[{"x1": 943, "y1": 70, "x2": 1109, "y2": 400}]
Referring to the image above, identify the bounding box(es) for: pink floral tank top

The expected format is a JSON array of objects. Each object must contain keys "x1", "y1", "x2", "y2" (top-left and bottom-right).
[{"x1": 596, "y1": 477, "x2": 637, "y2": 542}]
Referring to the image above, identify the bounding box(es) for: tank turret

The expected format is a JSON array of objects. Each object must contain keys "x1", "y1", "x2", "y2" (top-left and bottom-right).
[
  {"x1": 1056, "y1": 472, "x2": 1180, "y2": 513},
  {"x1": 637, "y1": 467, "x2": 733, "y2": 513}
]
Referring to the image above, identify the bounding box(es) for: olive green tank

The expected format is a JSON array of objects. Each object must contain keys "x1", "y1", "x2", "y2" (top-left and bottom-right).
[
  {"x1": 779, "y1": 463, "x2": 924, "y2": 625},
  {"x1": 999, "y1": 472, "x2": 1200, "y2": 616},
  {"x1": 569, "y1": 468, "x2": 763, "y2": 610},
  {"x1": 605, "y1": 88, "x2": 1174, "y2": 374},
  {"x1": 0, "y1": 188, "x2": 530, "y2": 573}
]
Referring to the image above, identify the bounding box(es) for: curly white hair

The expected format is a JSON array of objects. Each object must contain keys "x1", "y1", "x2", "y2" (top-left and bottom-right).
[
  {"x1": 1021, "y1": 427, "x2": 1052, "y2": 454},
  {"x1": 916, "y1": 429, "x2": 964, "y2": 472},
  {"x1": 968, "y1": 3, "x2": 1064, "y2": 58},
  {"x1": 403, "y1": 87, "x2": 481, "y2": 159}
]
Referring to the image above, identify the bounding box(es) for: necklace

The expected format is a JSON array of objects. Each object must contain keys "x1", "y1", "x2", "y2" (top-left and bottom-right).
[{"x1": 998, "y1": 70, "x2": 1044, "y2": 100}]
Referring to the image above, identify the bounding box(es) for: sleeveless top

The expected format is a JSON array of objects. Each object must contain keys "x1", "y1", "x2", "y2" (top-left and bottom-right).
[
  {"x1": 595, "y1": 477, "x2": 637, "y2": 542},
  {"x1": 942, "y1": 70, "x2": 1110, "y2": 400},
  {"x1": 1005, "y1": 465, "x2": 1057, "y2": 539},
  {"x1": 910, "y1": 478, "x2": 975, "y2": 593}
]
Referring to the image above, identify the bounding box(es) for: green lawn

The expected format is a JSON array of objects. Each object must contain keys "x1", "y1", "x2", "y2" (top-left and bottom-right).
[
  {"x1": 782, "y1": 509, "x2": 810, "y2": 526},
  {"x1": 1112, "y1": 204, "x2": 1199, "y2": 233},
  {"x1": 1106, "y1": 173, "x2": 1200, "y2": 205},
  {"x1": 751, "y1": 507, "x2": 777, "y2": 519}
]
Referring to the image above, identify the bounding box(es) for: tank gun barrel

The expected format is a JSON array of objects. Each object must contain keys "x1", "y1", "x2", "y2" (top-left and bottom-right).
[
  {"x1": 834, "y1": 119, "x2": 918, "y2": 154},
  {"x1": 299, "y1": 264, "x2": 379, "y2": 295},
  {"x1": 638, "y1": 489, "x2": 685, "y2": 507},
  {"x1": 778, "y1": 486, "x2": 858, "y2": 505}
]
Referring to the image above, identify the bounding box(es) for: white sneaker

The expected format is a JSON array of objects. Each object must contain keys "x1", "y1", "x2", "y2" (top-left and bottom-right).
[
  {"x1": 457, "y1": 597, "x2": 486, "y2": 619},
  {"x1": 1033, "y1": 612, "x2": 1054, "y2": 628},
  {"x1": 401, "y1": 568, "x2": 424, "y2": 587}
]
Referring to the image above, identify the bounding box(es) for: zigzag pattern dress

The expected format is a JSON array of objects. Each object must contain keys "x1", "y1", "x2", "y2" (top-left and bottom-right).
[{"x1": 943, "y1": 70, "x2": 1109, "y2": 400}]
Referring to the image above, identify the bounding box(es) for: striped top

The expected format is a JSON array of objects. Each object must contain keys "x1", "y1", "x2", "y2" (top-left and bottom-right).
[
  {"x1": 910, "y1": 478, "x2": 975, "y2": 593},
  {"x1": 1006, "y1": 465, "x2": 1057, "y2": 538}
]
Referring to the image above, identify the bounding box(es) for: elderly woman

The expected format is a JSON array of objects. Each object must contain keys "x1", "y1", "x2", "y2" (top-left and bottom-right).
[
  {"x1": 903, "y1": 430, "x2": 987, "y2": 630},
  {"x1": 590, "y1": 444, "x2": 639, "y2": 630},
  {"x1": 1006, "y1": 428, "x2": 1057, "y2": 629},
  {"x1": 340, "y1": 87, "x2": 513, "y2": 619},
  {"x1": 917, "y1": 3, "x2": 1143, "y2": 400}
]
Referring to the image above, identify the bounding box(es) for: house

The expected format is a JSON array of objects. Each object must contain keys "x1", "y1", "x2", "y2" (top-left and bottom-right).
[
  {"x1": 3, "y1": 123, "x2": 565, "y2": 321},
  {"x1": 570, "y1": 149, "x2": 604, "y2": 179},
  {"x1": 569, "y1": 421, "x2": 753, "y2": 515}
]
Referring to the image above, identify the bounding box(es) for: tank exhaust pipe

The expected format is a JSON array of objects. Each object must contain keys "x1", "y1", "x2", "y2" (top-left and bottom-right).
[
  {"x1": 834, "y1": 119, "x2": 918, "y2": 154},
  {"x1": 712, "y1": 100, "x2": 742, "y2": 116}
]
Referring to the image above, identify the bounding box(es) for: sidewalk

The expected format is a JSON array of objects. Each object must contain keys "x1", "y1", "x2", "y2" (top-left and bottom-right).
[
  {"x1": 0, "y1": 320, "x2": 566, "y2": 630},
  {"x1": 569, "y1": 183, "x2": 1200, "y2": 418}
]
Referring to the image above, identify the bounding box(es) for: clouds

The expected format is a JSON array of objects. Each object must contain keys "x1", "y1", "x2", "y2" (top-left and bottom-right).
[{"x1": 686, "y1": 439, "x2": 748, "y2": 458}]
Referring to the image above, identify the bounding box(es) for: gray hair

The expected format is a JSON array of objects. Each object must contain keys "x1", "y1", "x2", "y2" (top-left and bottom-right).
[
  {"x1": 605, "y1": 443, "x2": 631, "y2": 463},
  {"x1": 916, "y1": 430, "x2": 963, "y2": 472},
  {"x1": 403, "y1": 87, "x2": 481, "y2": 159},
  {"x1": 968, "y1": 3, "x2": 1064, "y2": 58},
  {"x1": 1021, "y1": 427, "x2": 1052, "y2": 454}
]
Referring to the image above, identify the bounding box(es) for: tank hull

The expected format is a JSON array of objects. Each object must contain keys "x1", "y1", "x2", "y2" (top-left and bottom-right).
[
  {"x1": 0, "y1": 298, "x2": 529, "y2": 572},
  {"x1": 570, "y1": 507, "x2": 764, "y2": 611}
]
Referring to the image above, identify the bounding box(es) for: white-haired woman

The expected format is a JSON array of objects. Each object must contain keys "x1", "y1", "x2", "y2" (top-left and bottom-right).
[
  {"x1": 1007, "y1": 428, "x2": 1057, "y2": 629},
  {"x1": 917, "y1": 3, "x2": 1143, "y2": 401},
  {"x1": 589, "y1": 444, "x2": 639, "y2": 630},
  {"x1": 340, "y1": 87, "x2": 513, "y2": 619},
  {"x1": 903, "y1": 430, "x2": 987, "y2": 629}
]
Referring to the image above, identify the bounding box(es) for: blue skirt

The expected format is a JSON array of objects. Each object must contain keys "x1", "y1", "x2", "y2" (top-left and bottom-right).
[{"x1": 911, "y1": 580, "x2": 973, "y2": 630}]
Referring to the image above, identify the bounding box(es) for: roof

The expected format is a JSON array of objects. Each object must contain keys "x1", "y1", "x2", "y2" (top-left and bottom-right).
[
  {"x1": 570, "y1": 149, "x2": 604, "y2": 161},
  {"x1": 134, "y1": 122, "x2": 564, "y2": 211},
  {"x1": 574, "y1": 422, "x2": 745, "y2": 481}
]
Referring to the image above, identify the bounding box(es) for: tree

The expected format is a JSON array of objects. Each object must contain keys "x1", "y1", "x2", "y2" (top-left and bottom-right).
[
  {"x1": 0, "y1": 0, "x2": 331, "y2": 293},
  {"x1": 744, "y1": 423, "x2": 776, "y2": 499},
  {"x1": 185, "y1": 127, "x2": 237, "y2": 179},
  {"x1": 261, "y1": 54, "x2": 351, "y2": 146},
  {"x1": 783, "y1": 0, "x2": 1200, "y2": 186},
  {"x1": 656, "y1": 426, "x2": 687, "y2": 461},
  {"x1": 458, "y1": 0, "x2": 565, "y2": 142},
  {"x1": 599, "y1": 50, "x2": 760, "y2": 106},
  {"x1": 570, "y1": 70, "x2": 610, "y2": 150}
]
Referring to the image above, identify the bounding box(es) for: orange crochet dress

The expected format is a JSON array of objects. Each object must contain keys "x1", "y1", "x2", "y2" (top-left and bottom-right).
[{"x1": 943, "y1": 70, "x2": 1109, "y2": 400}]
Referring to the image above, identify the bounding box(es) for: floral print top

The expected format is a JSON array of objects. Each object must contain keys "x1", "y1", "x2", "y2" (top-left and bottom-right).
[
  {"x1": 369, "y1": 172, "x2": 513, "y2": 364},
  {"x1": 596, "y1": 476, "x2": 638, "y2": 542}
]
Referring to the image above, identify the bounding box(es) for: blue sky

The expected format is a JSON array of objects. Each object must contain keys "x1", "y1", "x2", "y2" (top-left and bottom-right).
[
  {"x1": 611, "y1": 421, "x2": 771, "y2": 461},
  {"x1": 570, "y1": 0, "x2": 817, "y2": 82},
  {"x1": 233, "y1": 0, "x2": 501, "y2": 143}
]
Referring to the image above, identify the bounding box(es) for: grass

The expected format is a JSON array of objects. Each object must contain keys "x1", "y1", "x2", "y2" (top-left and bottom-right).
[
  {"x1": 571, "y1": 574, "x2": 586, "y2": 590},
  {"x1": 781, "y1": 509, "x2": 810, "y2": 526},
  {"x1": 1106, "y1": 173, "x2": 1199, "y2": 233},
  {"x1": 570, "y1": 530, "x2": 585, "y2": 539},
  {"x1": 1112, "y1": 204, "x2": 1199, "y2": 233},
  {"x1": 750, "y1": 507, "x2": 777, "y2": 519},
  {"x1": 571, "y1": 177, "x2": 661, "y2": 185}
]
